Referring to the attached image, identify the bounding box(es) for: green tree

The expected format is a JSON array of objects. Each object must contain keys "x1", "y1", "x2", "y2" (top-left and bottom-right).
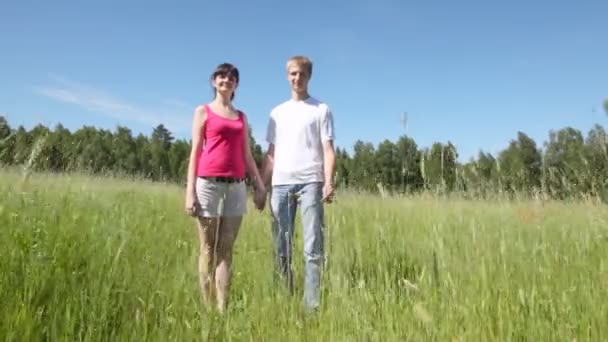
[
  {"x1": 149, "y1": 124, "x2": 173, "y2": 180},
  {"x1": 375, "y1": 140, "x2": 399, "y2": 190},
  {"x1": 498, "y1": 132, "x2": 542, "y2": 194},
  {"x1": 13, "y1": 126, "x2": 31, "y2": 165},
  {"x1": 69, "y1": 126, "x2": 97, "y2": 171},
  {"x1": 247, "y1": 125, "x2": 263, "y2": 168},
  {"x1": 584, "y1": 124, "x2": 608, "y2": 198},
  {"x1": 135, "y1": 133, "x2": 152, "y2": 178},
  {"x1": 26, "y1": 124, "x2": 51, "y2": 171},
  {"x1": 461, "y1": 151, "x2": 498, "y2": 196},
  {"x1": 334, "y1": 147, "x2": 351, "y2": 189},
  {"x1": 423, "y1": 142, "x2": 458, "y2": 191},
  {"x1": 0, "y1": 116, "x2": 10, "y2": 140},
  {"x1": 0, "y1": 116, "x2": 14, "y2": 165},
  {"x1": 351, "y1": 140, "x2": 377, "y2": 191},
  {"x1": 478, "y1": 151, "x2": 497, "y2": 182},
  {"x1": 168, "y1": 140, "x2": 189, "y2": 183},
  {"x1": 70, "y1": 126, "x2": 114, "y2": 174},
  {"x1": 39, "y1": 124, "x2": 71, "y2": 172},
  {"x1": 395, "y1": 135, "x2": 422, "y2": 192},
  {"x1": 544, "y1": 127, "x2": 588, "y2": 198},
  {"x1": 112, "y1": 126, "x2": 138, "y2": 175}
]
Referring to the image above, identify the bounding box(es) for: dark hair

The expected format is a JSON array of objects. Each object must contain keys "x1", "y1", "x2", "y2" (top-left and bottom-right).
[{"x1": 211, "y1": 63, "x2": 239, "y2": 100}]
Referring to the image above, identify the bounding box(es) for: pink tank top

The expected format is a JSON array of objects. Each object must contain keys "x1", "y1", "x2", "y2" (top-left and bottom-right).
[{"x1": 196, "y1": 104, "x2": 246, "y2": 178}]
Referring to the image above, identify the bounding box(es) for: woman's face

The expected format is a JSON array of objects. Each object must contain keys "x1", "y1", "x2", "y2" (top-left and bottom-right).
[{"x1": 213, "y1": 72, "x2": 238, "y2": 95}]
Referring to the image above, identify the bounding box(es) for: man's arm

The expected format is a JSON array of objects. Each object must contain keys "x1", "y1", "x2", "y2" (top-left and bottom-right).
[
  {"x1": 262, "y1": 143, "x2": 275, "y2": 187},
  {"x1": 322, "y1": 140, "x2": 336, "y2": 202},
  {"x1": 321, "y1": 105, "x2": 336, "y2": 202},
  {"x1": 262, "y1": 113, "x2": 276, "y2": 188}
]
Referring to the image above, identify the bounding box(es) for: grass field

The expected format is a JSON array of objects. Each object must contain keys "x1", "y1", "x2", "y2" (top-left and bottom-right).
[{"x1": 1, "y1": 170, "x2": 607, "y2": 341}]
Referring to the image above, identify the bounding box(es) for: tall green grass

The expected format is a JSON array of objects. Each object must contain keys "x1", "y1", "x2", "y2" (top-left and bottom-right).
[{"x1": 1, "y1": 170, "x2": 607, "y2": 340}]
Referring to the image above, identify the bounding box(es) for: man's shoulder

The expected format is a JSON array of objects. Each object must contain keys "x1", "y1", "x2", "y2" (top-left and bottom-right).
[
  {"x1": 270, "y1": 100, "x2": 292, "y2": 116},
  {"x1": 287, "y1": 97, "x2": 331, "y2": 110},
  {"x1": 306, "y1": 97, "x2": 331, "y2": 113},
  {"x1": 271, "y1": 97, "x2": 331, "y2": 118}
]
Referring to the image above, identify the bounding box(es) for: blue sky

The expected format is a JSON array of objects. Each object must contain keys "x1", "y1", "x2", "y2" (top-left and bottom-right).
[{"x1": 1, "y1": 0, "x2": 606, "y2": 161}]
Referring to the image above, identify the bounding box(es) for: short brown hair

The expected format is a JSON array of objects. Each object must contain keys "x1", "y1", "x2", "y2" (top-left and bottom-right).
[{"x1": 286, "y1": 55, "x2": 313, "y2": 76}]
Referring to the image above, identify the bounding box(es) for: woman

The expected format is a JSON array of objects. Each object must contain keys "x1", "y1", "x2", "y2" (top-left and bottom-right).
[{"x1": 185, "y1": 63, "x2": 266, "y2": 313}]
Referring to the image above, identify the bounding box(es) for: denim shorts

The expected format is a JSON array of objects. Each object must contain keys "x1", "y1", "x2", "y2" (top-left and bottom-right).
[{"x1": 195, "y1": 177, "x2": 247, "y2": 217}]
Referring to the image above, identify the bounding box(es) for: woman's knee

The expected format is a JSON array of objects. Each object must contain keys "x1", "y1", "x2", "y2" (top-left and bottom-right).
[
  {"x1": 200, "y1": 240, "x2": 215, "y2": 257},
  {"x1": 215, "y1": 241, "x2": 236, "y2": 262}
]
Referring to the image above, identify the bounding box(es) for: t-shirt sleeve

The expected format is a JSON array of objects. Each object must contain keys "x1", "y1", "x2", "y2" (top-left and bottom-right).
[
  {"x1": 321, "y1": 106, "x2": 335, "y2": 141},
  {"x1": 265, "y1": 112, "x2": 276, "y2": 145}
]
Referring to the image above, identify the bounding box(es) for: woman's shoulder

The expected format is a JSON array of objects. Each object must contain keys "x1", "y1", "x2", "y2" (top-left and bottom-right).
[
  {"x1": 236, "y1": 108, "x2": 247, "y2": 120},
  {"x1": 194, "y1": 104, "x2": 209, "y2": 118}
]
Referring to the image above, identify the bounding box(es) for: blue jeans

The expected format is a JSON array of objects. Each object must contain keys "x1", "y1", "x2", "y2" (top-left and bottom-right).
[{"x1": 270, "y1": 182, "x2": 324, "y2": 311}]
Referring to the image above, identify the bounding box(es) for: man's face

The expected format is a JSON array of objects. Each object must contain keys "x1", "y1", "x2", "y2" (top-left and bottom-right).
[{"x1": 287, "y1": 63, "x2": 310, "y2": 93}]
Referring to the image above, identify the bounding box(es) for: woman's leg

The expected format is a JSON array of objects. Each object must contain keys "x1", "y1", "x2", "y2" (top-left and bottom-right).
[
  {"x1": 196, "y1": 216, "x2": 221, "y2": 306},
  {"x1": 194, "y1": 177, "x2": 223, "y2": 307},
  {"x1": 214, "y1": 216, "x2": 242, "y2": 313}
]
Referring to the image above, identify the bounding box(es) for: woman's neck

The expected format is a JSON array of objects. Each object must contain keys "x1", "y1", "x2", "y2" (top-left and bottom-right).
[{"x1": 213, "y1": 94, "x2": 233, "y2": 108}]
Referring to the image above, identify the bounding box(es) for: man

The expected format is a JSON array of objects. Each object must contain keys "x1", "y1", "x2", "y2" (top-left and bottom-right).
[{"x1": 259, "y1": 55, "x2": 336, "y2": 312}]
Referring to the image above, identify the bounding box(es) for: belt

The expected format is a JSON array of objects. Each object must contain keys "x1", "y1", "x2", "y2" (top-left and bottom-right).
[{"x1": 200, "y1": 176, "x2": 245, "y2": 183}]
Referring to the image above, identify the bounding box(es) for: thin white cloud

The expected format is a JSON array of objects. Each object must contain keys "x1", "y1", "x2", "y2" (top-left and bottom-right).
[
  {"x1": 34, "y1": 74, "x2": 191, "y2": 134},
  {"x1": 161, "y1": 98, "x2": 192, "y2": 109}
]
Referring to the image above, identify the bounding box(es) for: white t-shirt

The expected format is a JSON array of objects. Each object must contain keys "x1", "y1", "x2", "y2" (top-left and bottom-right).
[{"x1": 265, "y1": 97, "x2": 335, "y2": 185}]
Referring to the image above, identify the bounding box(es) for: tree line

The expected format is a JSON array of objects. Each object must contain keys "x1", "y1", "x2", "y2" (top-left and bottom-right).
[{"x1": 1, "y1": 113, "x2": 607, "y2": 201}]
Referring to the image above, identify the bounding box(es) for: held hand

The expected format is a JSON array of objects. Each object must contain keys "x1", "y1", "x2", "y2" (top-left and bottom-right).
[
  {"x1": 185, "y1": 192, "x2": 198, "y2": 216},
  {"x1": 322, "y1": 182, "x2": 335, "y2": 203},
  {"x1": 253, "y1": 185, "x2": 267, "y2": 211}
]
